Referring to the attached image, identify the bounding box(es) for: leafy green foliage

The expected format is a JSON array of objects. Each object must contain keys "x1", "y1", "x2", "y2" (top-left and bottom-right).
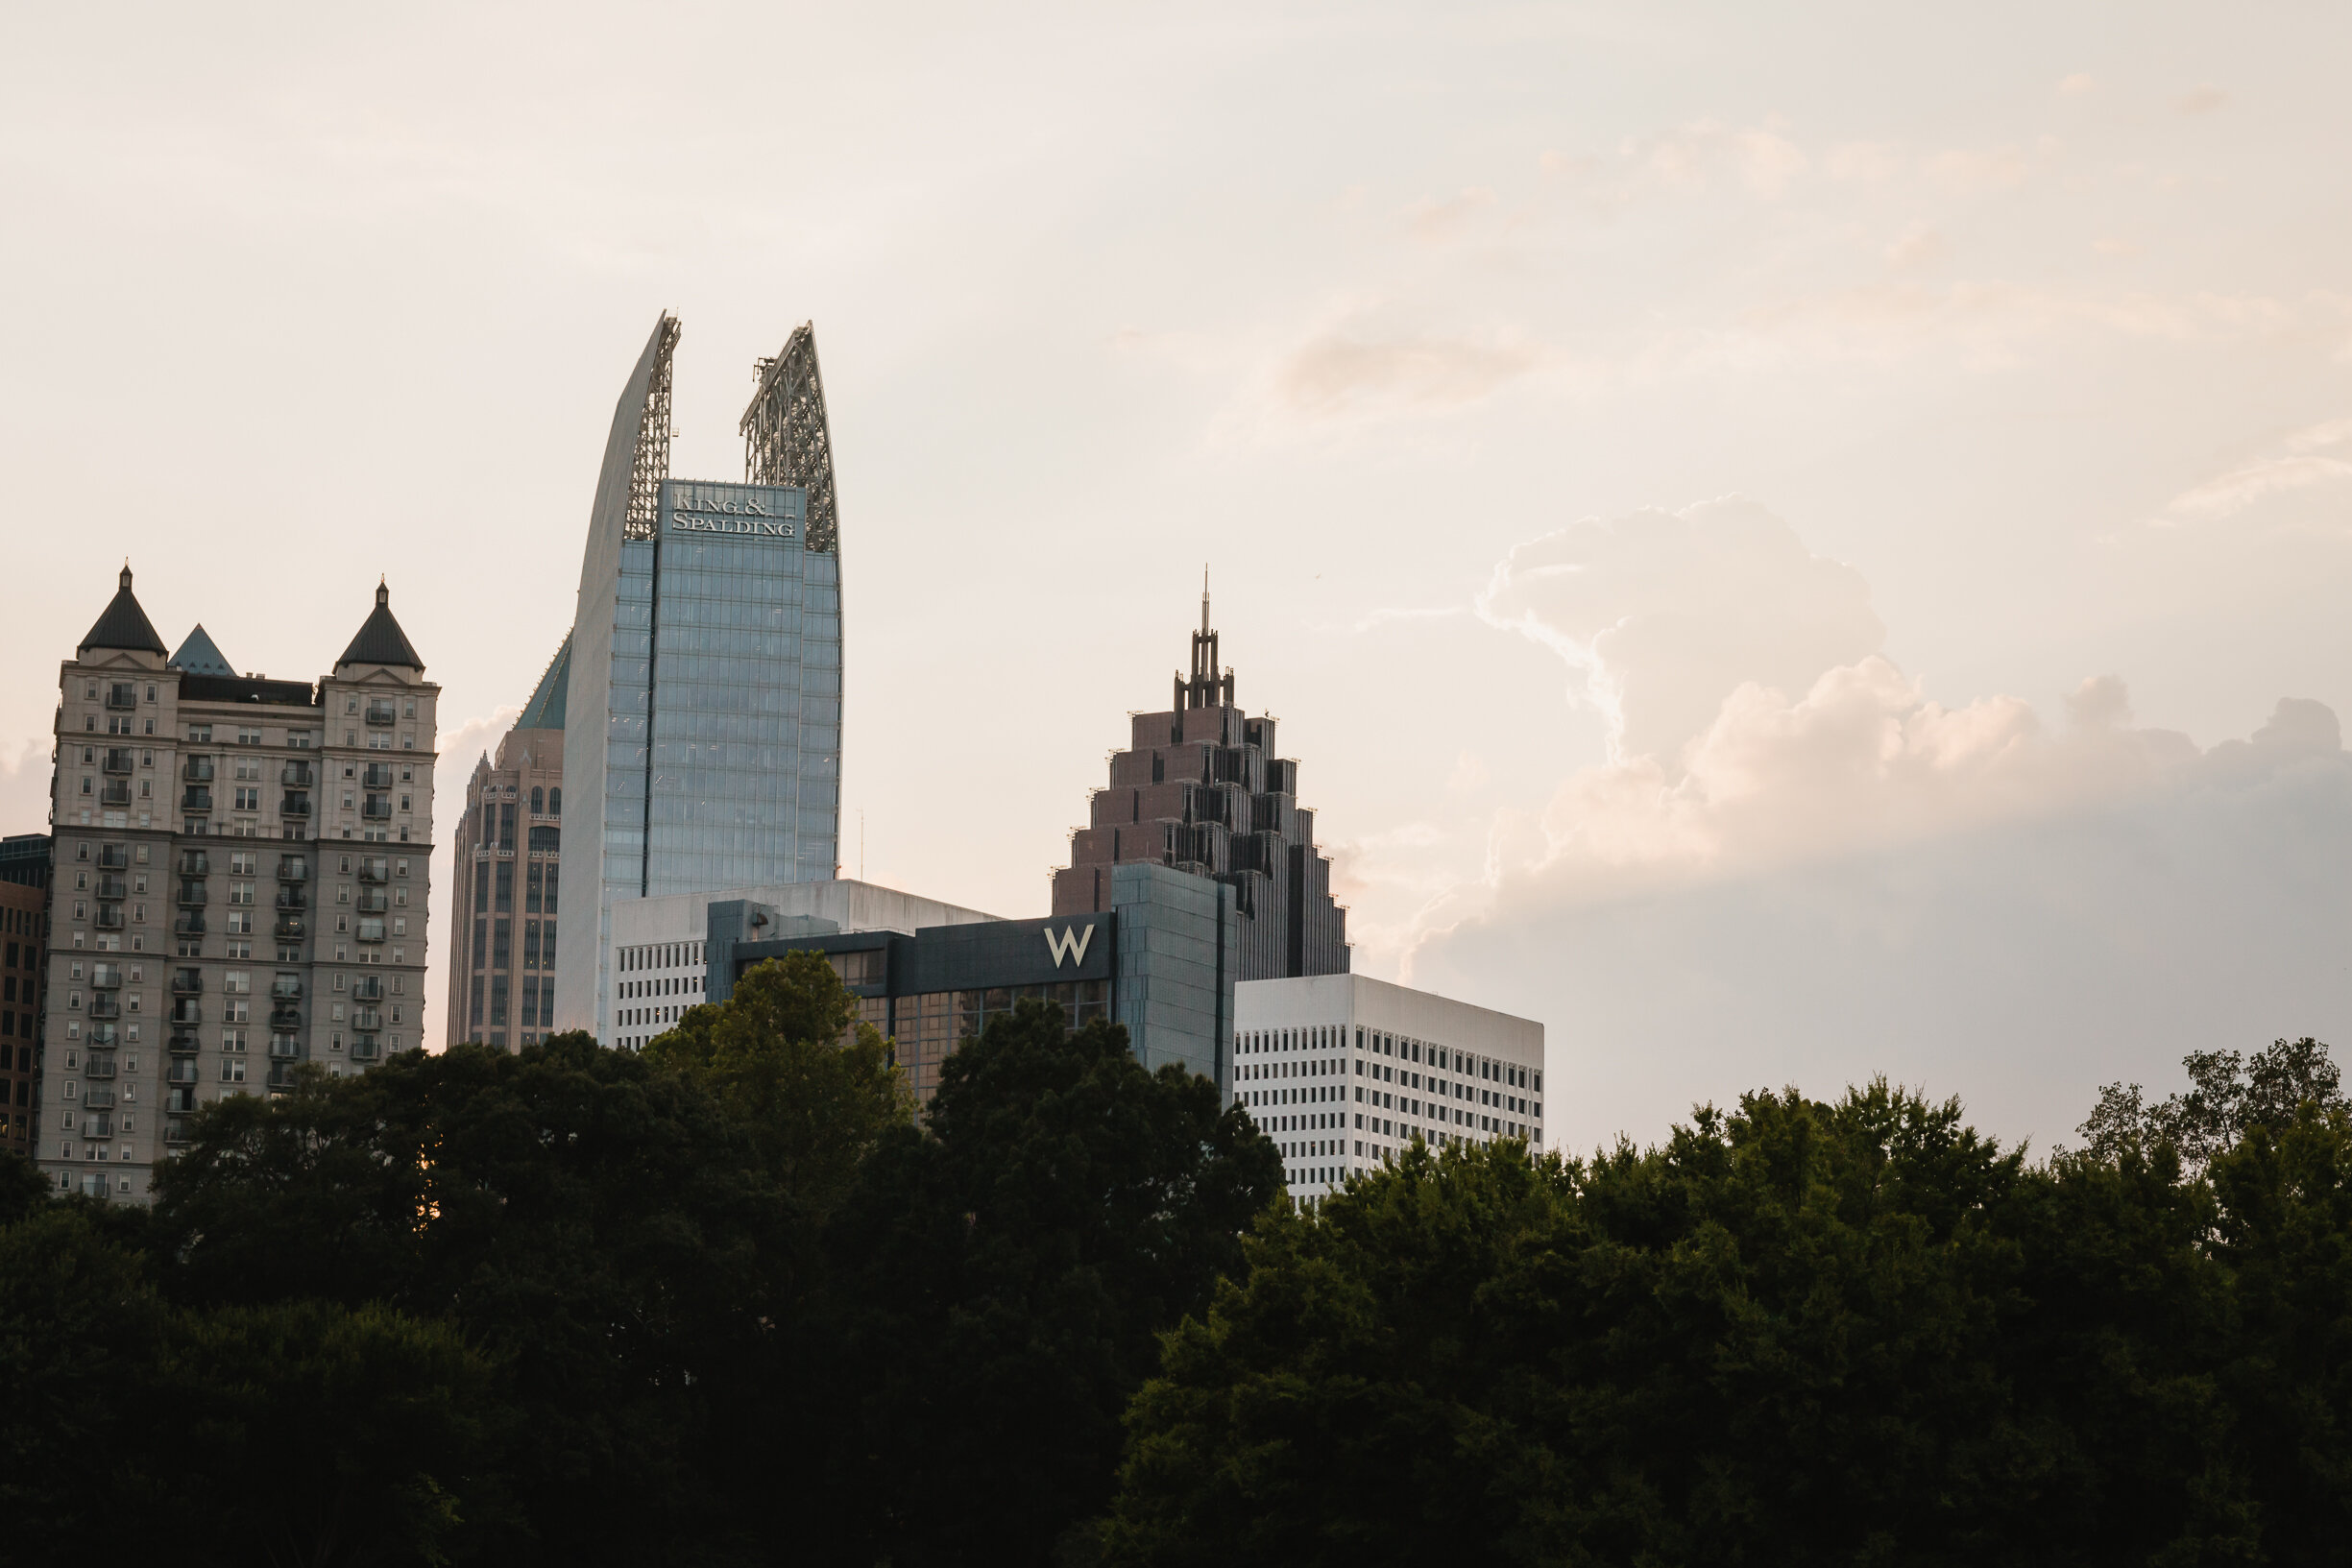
[
  {"x1": 1108, "y1": 1079, "x2": 2352, "y2": 1567},
  {"x1": 646, "y1": 950, "x2": 913, "y2": 1214},
  {"x1": 2079, "y1": 1034, "x2": 2344, "y2": 1166},
  {"x1": 818, "y1": 999, "x2": 1284, "y2": 1567}
]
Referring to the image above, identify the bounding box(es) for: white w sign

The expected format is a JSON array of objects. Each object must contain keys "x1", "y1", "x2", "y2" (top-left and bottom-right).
[{"x1": 1043, "y1": 923, "x2": 1096, "y2": 968}]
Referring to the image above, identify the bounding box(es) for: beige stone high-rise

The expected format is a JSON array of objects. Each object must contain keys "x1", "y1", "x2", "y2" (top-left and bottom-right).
[{"x1": 36, "y1": 567, "x2": 438, "y2": 1202}]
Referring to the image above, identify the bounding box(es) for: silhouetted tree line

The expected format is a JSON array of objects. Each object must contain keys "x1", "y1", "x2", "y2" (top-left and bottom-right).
[{"x1": 0, "y1": 956, "x2": 2344, "y2": 1566}]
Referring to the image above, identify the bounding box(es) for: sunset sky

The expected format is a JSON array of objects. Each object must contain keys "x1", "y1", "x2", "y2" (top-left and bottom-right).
[{"x1": 5, "y1": 1, "x2": 2348, "y2": 1153}]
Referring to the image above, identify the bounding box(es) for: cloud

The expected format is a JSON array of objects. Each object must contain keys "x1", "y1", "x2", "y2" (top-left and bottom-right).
[
  {"x1": 1883, "y1": 222, "x2": 1946, "y2": 270},
  {"x1": 1620, "y1": 118, "x2": 1809, "y2": 198},
  {"x1": 1475, "y1": 497, "x2": 1883, "y2": 762},
  {"x1": 1384, "y1": 504, "x2": 2352, "y2": 1158},
  {"x1": 2177, "y1": 85, "x2": 2229, "y2": 116},
  {"x1": 2058, "y1": 73, "x2": 2097, "y2": 96},
  {"x1": 1273, "y1": 327, "x2": 1540, "y2": 417},
  {"x1": 2160, "y1": 416, "x2": 2352, "y2": 524}
]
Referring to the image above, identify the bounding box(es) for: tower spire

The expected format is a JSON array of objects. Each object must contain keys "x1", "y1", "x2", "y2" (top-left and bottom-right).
[{"x1": 1201, "y1": 564, "x2": 1210, "y2": 637}]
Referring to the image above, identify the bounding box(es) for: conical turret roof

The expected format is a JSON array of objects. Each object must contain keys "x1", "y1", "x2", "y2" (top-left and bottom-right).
[
  {"x1": 338, "y1": 579, "x2": 424, "y2": 670},
  {"x1": 169, "y1": 623, "x2": 234, "y2": 676},
  {"x1": 79, "y1": 565, "x2": 167, "y2": 657}
]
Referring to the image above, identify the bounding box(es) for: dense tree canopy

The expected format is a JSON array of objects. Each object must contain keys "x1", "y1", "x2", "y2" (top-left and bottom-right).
[{"x1": 2, "y1": 1004, "x2": 2346, "y2": 1566}]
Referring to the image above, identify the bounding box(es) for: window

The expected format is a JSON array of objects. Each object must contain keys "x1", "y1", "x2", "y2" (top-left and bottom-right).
[
  {"x1": 495, "y1": 862, "x2": 512, "y2": 914},
  {"x1": 531, "y1": 786, "x2": 544, "y2": 814},
  {"x1": 548, "y1": 786, "x2": 561, "y2": 815}
]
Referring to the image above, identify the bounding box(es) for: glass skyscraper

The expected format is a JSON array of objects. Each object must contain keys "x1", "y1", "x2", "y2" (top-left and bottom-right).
[{"x1": 554, "y1": 315, "x2": 844, "y2": 1040}]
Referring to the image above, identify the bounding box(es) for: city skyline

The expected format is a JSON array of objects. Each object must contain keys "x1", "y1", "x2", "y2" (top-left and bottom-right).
[{"x1": 3, "y1": 3, "x2": 2350, "y2": 1154}]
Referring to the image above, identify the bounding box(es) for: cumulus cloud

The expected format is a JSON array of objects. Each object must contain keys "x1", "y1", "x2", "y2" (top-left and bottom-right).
[
  {"x1": 1475, "y1": 496, "x2": 1883, "y2": 762},
  {"x1": 1385, "y1": 503, "x2": 2352, "y2": 1156}
]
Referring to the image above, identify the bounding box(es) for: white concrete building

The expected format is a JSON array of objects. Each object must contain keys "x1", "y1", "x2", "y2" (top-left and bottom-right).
[
  {"x1": 606, "y1": 878, "x2": 1000, "y2": 1049},
  {"x1": 1234, "y1": 973, "x2": 1545, "y2": 1201}
]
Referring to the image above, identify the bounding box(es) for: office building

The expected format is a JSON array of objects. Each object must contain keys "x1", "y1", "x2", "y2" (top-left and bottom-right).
[
  {"x1": 707, "y1": 861, "x2": 1237, "y2": 1101},
  {"x1": 1234, "y1": 973, "x2": 1544, "y2": 1201},
  {"x1": 1054, "y1": 588, "x2": 1347, "y2": 980},
  {"x1": 36, "y1": 567, "x2": 437, "y2": 1200},
  {"x1": 1, "y1": 844, "x2": 48, "y2": 1162},
  {"x1": 556, "y1": 314, "x2": 847, "y2": 1043},
  {"x1": 447, "y1": 638, "x2": 569, "y2": 1049},
  {"x1": 610, "y1": 878, "x2": 999, "y2": 1050}
]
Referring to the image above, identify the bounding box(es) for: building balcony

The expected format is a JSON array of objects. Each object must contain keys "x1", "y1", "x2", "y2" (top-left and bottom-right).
[
  {"x1": 105, "y1": 684, "x2": 137, "y2": 711},
  {"x1": 182, "y1": 759, "x2": 215, "y2": 783},
  {"x1": 164, "y1": 1060, "x2": 200, "y2": 1087},
  {"x1": 170, "y1": 970, "x2": 203, "y2": 995},
  {"x1": 269, "y1": 977, "x2": 303, "y2": 1001},
  {"x1": 164, "y1": 1088, "x2": 198, "y2": 1115},
  {"x1": 98, "y1": 783, "x2": 132, "y2": 807},
  {"x1": 273, "y1": 916, "x2": 305, "y2": 941},
  {"x1": 362, "y1": 795, "x2": 393, "y2": 820},
  {"x1": 95, "y1": 875, "x2": 126, "y2": 900},
  {"x1": 277, "y1": 856, "x2": 308, "y2": 881},
  {"x1": 281, "y1": 794, "x2": 312, "y2": 818},
  {"x1": 89, "y1": 963, "x2": 122, "y2": 989},
  {"x1": 82, "y1": 1087, "x2": 115, "y2": 1109},
  {"x1": 281, "y1": 762, "x2": 315, "y2": 787},
  {"x1": 265, "y1": 1067, "x2": 301, "y2": 1093},
  {"x1": 86, "y1": 1025, "x2": 119, "y2": 1048},
  {"x1": 168, "y1": 1001, "x2": 202, "y2": 1025},
  {"x1": 362, "y1": 763, "x2": 394, "y2": 789},
  {"x1": 352, "y1": 1008, "x2": 382, "y2": 1031},
  {"x1": 82, "y1": 1053, "x2": 117, "y2": 1079},
  {"x1": 364, "y1": 702, "x2": 397, "y2": 727},
  {"x1": 355, "y1": 888, "x2": 387, "y2": 914},
  {"x1": 164, "y1": 1118, "x2": 194, "y2": 1146},
  {"x1": 268, "y1": 1006, "x2": 303, "y2": 1030},
  {"x1": 357, "y1": 858, "x2": 388, "y2": 883},
  {"x1": 178, "y1": 883, "x2": 207, "y2": 906},
  {"x1": 167, "y1": 1030, "x2": 203, "y2": 1054},
  {"x1": 98, "y1": 844, "x2": 130, "y2": 869},
  {"x1": 92, "y1": 905, "x2": 125, "y2": 931},
  {"x1": 103, "y1": 749, "x2": 134, "y2": 775},
  {"x1": 351, "y1": 1035, "x2": 380, "y2": 1062},
  {"x1": 88, "y1": 994, "x2": 121, "y2": 1020},
  {"x1": 274, "y1": 888, "x2": 307, "y2": 913},
  {"x1": 352, "y1": 977, "x2": 382, "y2": 1001},
  {"x1": 179, "y1": 851, "x2": 208, "y2": 876},
  {"x1": 354, "y1": 918, "x2": 386, "y2": 945},
  {"x1": 79, "y1": 1115, "x2": 114, "y2": 1139},
  {"x1": 173, "y1": 912, "x2": 206, "y2": 937},
  {"x1": 267, "y1": 1037, "x2": 303, "y2": 1060},
  {"x1": 182, "y1": 787, "x2": 213, "y2": 810}
]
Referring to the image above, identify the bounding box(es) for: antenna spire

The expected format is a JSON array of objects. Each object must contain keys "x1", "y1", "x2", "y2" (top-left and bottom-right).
[{"x1": 1201, "y1": 564, "x2": 1211, "y2": 636}]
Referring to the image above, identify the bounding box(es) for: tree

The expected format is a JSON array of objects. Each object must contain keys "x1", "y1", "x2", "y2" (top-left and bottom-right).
[
  {"x1": 148, "y1": 1036, "x2": 803, "y2": 1566},
  {"x1": 644, "y1": 949, "x2": 912, "y2": 1216},
  {"x1": 1105, "y1": 1082, "x2": 2340, "y2": 1566},
  {"x1": 820, "y1": 1000, "x2": 1283, "y2": 1567},
  {"x1": 2079, "y1": 1036, "x2": 2344, "y2": 1167}
]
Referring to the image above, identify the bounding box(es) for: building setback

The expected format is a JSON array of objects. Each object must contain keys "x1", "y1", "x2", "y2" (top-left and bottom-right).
[
  {"x1": 1054, "y1": 590, "x2": 1348, "y2": 981},
  {"x1": 36, "y1": 568, "x2": 437, "y2": 1201},
  {"x1": 555, "y1": 314, "x2": 847, "y2": 1044},
  {"x1": 1234, "y1": 973, "x2": 1545, "y2": 1202},
  {"x1": 445, "y1": 636, "x2": 569, "y2": 1049}
]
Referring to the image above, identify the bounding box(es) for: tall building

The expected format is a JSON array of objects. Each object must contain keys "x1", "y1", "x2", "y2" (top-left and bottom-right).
[
  {"x1": 556, "y1": 315, "x2": 846, "y2": 1043},
  {"x1": 0, "y1": 839, "x2": 49, "y2": 1162},
  {"x1": 1054, "y1": 588, "x2": 1348, "y2": 980},
  {"x1": 445, "y1": 637, "x2": 569, "y2": 1049},
  {"x1": 1234, "y1": 974, "x2": 1545, "y2": 1202},
  {"x1": 36, "y1": 568, "x2": 438, "y2": 1201}
]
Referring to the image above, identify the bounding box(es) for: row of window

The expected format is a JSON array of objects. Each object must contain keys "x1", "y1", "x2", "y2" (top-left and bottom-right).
[
  {"x1": 472, "y1": 918, "x2": 556, "y2": 972},
  {"x1": 1235, "y1": 1024, "x2": 1540, "y2": 1093},
  {"x1": 471, "y1": 974, "x2": 553, "y2": 1028},
  {"x1": 473, "y1": 860, "x2": 558, "y2": 916}
]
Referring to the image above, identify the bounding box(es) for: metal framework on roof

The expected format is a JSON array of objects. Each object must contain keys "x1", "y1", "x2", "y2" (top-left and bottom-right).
[
  {"x1": 624, "y1": 315, "x2": 681, "y2": 542},
  {"x1": 740, "y1": 322, "x2": 840, "y2": 553}
]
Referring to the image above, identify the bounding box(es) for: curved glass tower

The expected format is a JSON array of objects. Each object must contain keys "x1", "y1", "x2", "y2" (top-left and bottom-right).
[{"x1": 554, "y1": 316, "x2": 844, "y2": 1040}]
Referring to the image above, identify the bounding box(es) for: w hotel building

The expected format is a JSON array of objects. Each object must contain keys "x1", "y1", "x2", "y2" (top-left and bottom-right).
[
  {"x1": 555, "y1": 314, "x2": 845, "y2": 1042},
  {"x1": 36, "y1": 568, "x2": 437, "y2": 1200}
]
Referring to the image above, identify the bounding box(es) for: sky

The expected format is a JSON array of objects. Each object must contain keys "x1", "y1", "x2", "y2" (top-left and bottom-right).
[{"x1": 4, "y1": 0, "x2": 2349, "y2": 1157}]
